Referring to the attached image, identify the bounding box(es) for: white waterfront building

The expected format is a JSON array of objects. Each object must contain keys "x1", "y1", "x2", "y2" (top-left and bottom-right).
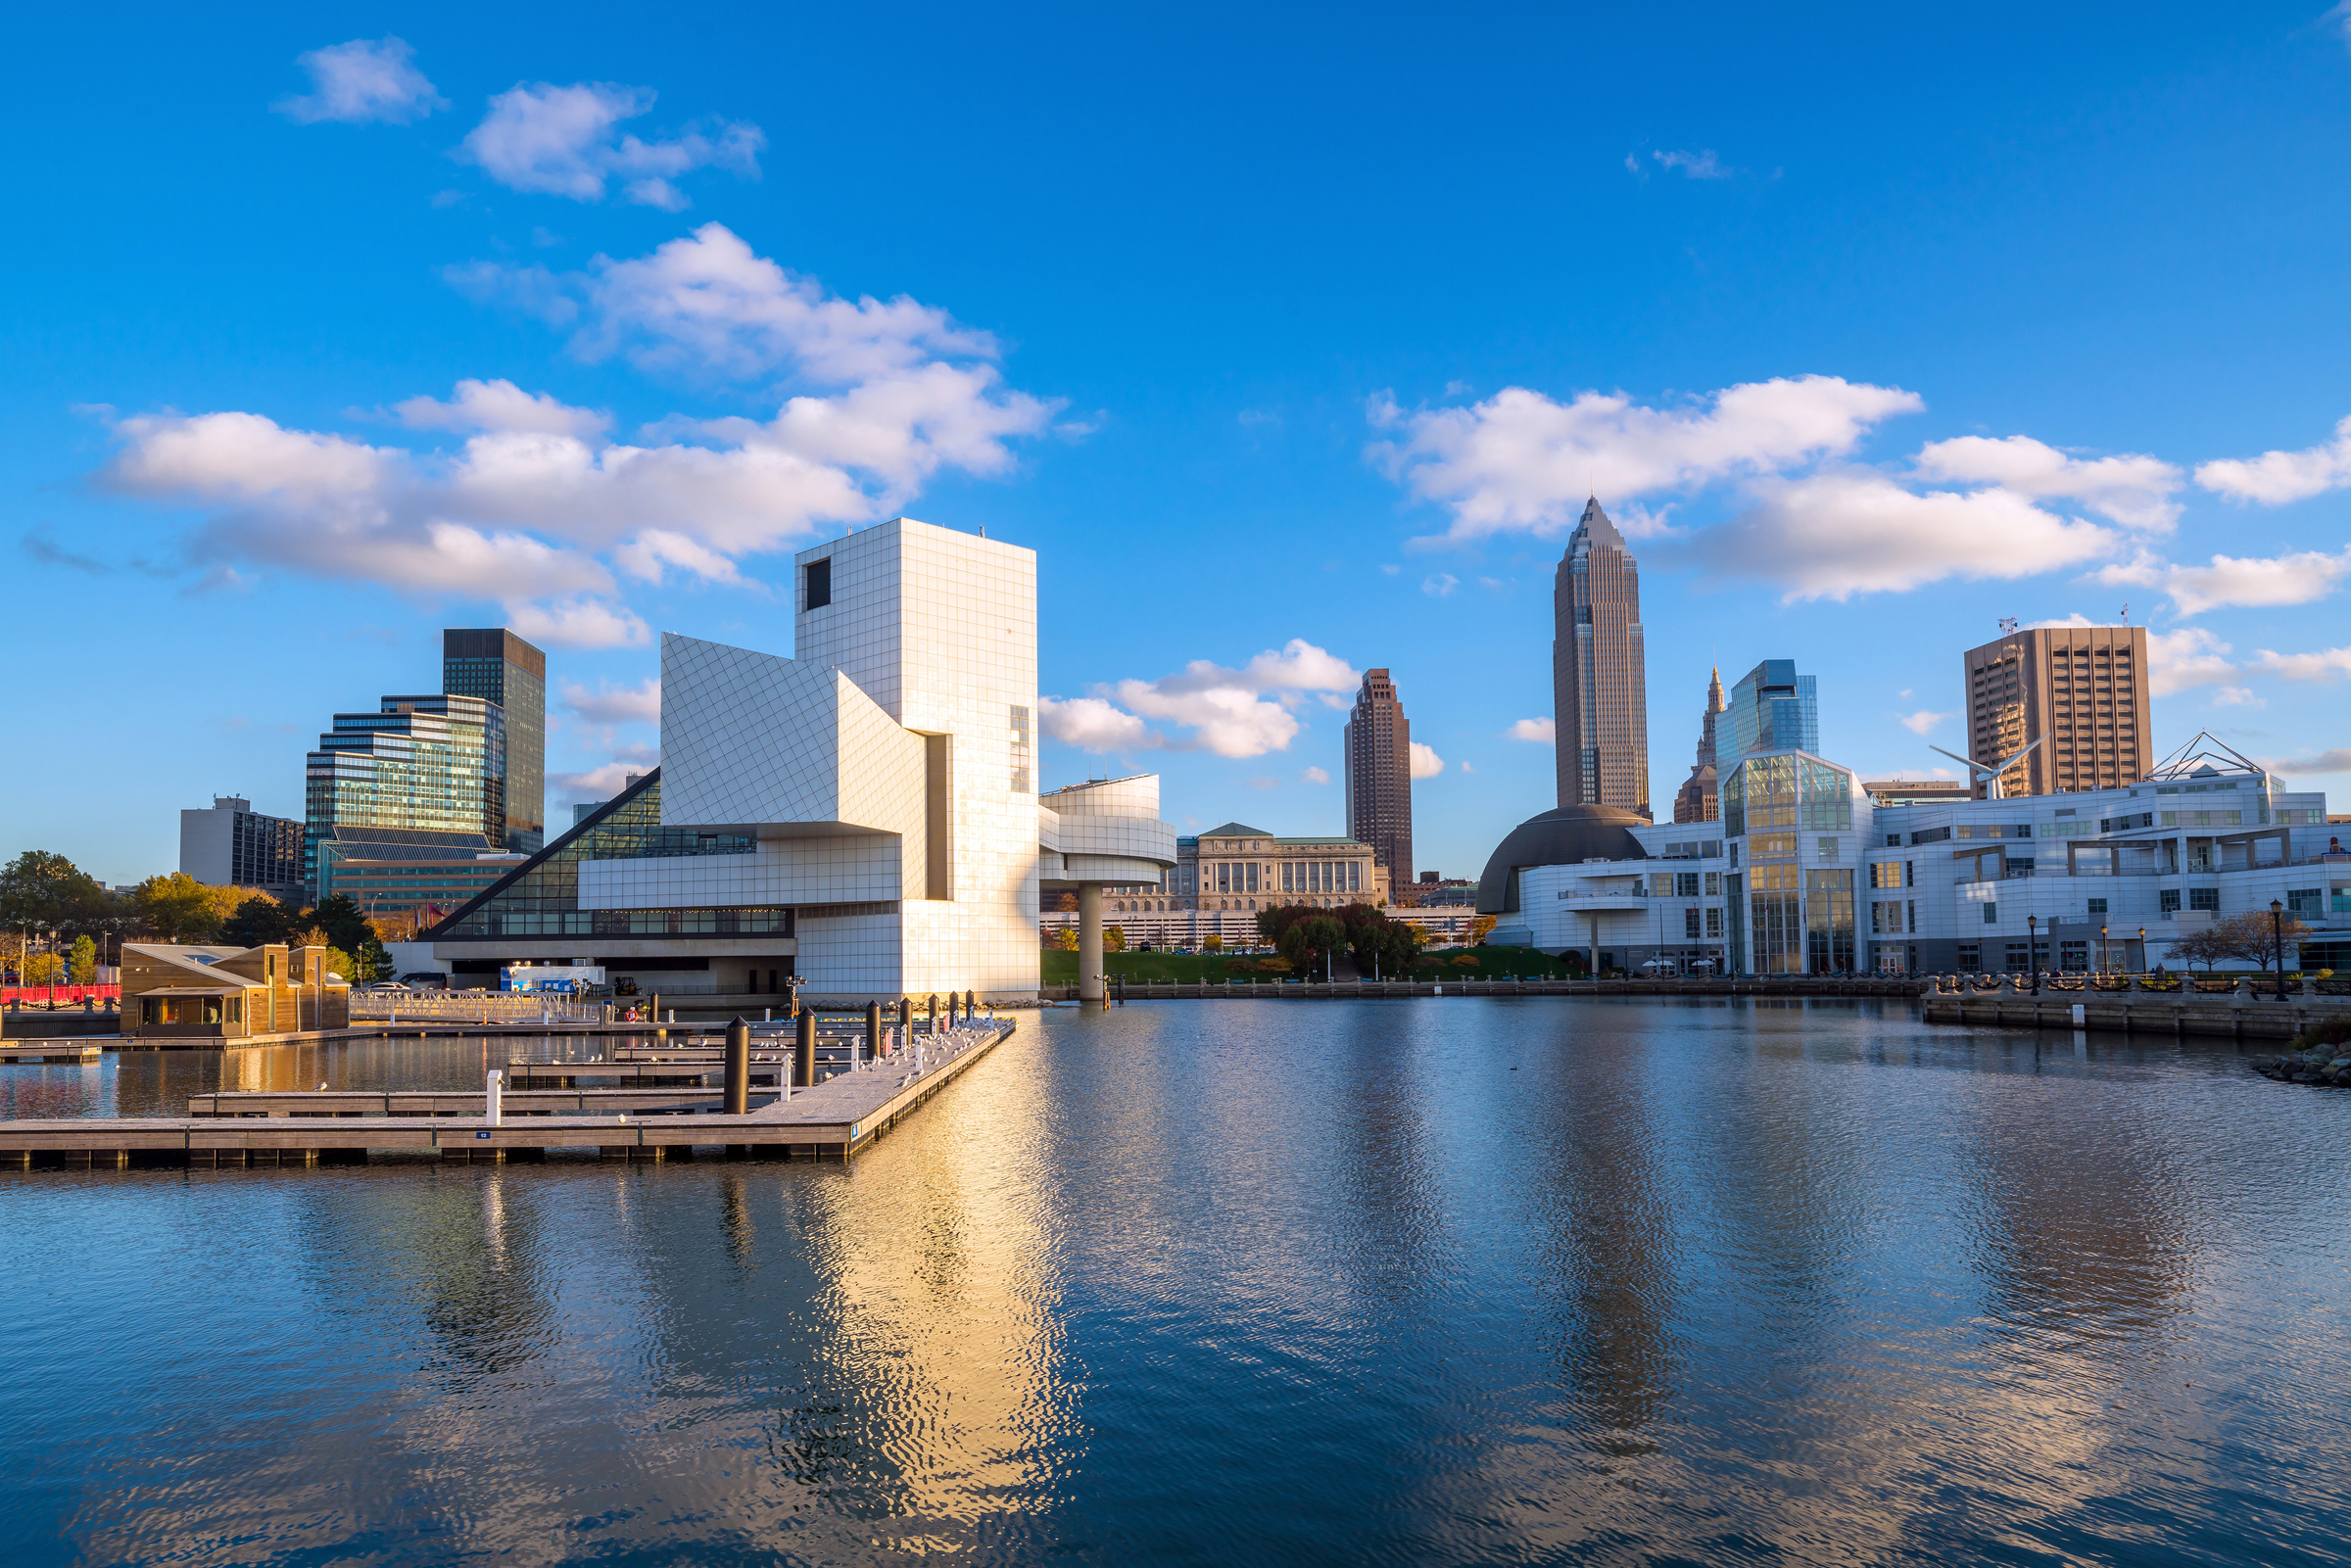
[
  {"x1": 422, "y1": 518, "x2": 1175, "y2": 1002},
  {"x1": 1483, "y1": 735, "x2": 2346, "y2": 975}
]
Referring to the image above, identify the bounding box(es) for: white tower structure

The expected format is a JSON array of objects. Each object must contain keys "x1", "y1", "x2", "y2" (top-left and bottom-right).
[
  {"x1": 1040, "y1": 775, "x2": 1180, "y2": 1003},
  {"x1": 639, "y1": 517, "x2": 1074, "y2": 1000}
]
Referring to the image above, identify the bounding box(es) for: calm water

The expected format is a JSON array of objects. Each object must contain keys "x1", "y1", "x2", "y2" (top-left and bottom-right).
[{"x1": 2, "y1": 999, "x2": 2347, "y2": 1566}]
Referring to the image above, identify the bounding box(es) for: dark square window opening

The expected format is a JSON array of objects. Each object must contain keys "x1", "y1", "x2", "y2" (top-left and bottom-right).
[{"x1": 804, "y1": 557, "x2": 832, "y2": 610}]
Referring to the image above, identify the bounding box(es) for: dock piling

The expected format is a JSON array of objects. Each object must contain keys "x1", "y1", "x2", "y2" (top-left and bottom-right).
[
  {"x1": 865, "y1": 1001, "x2": 881, "y2": 1070},
  {"x1": 724, "y1": 1019, "x2": 750, "y2": 1115},
  {"x1": 795, "y1": 1009, "x2": 817, "y2": 1088},
  {"x1": 485, "y1": 1069, "x2": 504, "y2": 1126}
]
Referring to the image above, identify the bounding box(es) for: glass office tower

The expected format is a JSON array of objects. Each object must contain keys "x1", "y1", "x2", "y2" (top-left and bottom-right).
[
  {"x1": 304, "y1": 694, "x2": 505, "y2": 893},
  {"x1": 443, "y1": 629, "x2": 547, "y2": 853}
]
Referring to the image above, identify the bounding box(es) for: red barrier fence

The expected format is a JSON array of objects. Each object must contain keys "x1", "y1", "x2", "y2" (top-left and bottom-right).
[{"x1": 2, "y1": 986, "x2": 120, "y2": 1006}]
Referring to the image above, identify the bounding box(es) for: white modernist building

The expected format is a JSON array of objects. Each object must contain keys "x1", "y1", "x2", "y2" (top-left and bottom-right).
[
  {"x1": 1483, "y1": 735, "x2": 2347, "y2": 975},
  {"x1": 423, "y1": 518, "x2": 1175, "y2": 1002}
]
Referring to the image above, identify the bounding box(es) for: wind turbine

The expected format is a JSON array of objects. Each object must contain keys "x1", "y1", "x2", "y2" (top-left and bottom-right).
[{"x1": 1929, "y1": 737, "x2": 2043, "y2": 800}]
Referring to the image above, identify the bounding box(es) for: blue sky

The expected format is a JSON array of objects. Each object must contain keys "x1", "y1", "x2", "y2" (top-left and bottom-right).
[{"x1": 9, "y1": 3, "x2": 2351, "y2": 884}]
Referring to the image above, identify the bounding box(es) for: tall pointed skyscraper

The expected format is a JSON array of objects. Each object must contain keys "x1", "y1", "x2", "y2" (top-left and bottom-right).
[
  {"x1": 1344, "y1": 668, "x2": 1414, "y2": 884},
  {"x1": 1553, "y1": 498, "x2": 1651, "y2": 819},
  {"x1": 1671, "y1": 666, "x2": 1727, "y2": 824}
]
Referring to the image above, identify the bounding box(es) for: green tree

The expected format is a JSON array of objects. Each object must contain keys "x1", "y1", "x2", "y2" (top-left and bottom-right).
[
  {"x1": 1278, "y1": 915, "x2": 1348, "y2": 979},
  {"x1": 69, "y1": 935, "x2": 96, "y2": 984},
  {"x1": 1105, "y1": 925, "x2": 1127, "y2": 953},
  {"x1": 0, "y1": 850, "x2": 112, "y2": 932},
  {"x1": 133, "y1": 873, "x2": 241, "y2": 943},
  {"x1": 22, "y1": 952, "x2": 66, "y2": 983},
  {"x1": 223, "y1": 893, "x2": 297, "y2": 948}
]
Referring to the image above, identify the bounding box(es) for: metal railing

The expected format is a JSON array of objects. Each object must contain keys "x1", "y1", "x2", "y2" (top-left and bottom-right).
[{"x1": 350, "y1": 993, "x2": 603, "y2": 1023}]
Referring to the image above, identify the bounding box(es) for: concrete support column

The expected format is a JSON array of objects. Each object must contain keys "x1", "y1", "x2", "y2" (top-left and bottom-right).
[{"x1": 1080, "y1": 883, "x2": 1106, "y2": 1004}]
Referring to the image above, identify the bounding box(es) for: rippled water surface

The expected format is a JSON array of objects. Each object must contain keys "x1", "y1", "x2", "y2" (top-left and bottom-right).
[{"x1": 2, "y1": 998, "x2": 2348, "y2": 1566}]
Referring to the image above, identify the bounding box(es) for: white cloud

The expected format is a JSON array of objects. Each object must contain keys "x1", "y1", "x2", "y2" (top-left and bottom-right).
[
  {"x1": 1911, "y1": 435, "x2": 2181, "y2": 530},
  {"x1": 2250, "y1": 644, "x2": 2351, "y2": 682},
  {"x1": 1409, "y1": 741, "x2": 1445, "y2": 779},
  {"x1": 274, "y1": 37, "x2": 445, "y2": 125},
  {"x1": 96, "y1": 229, "x2": 1055, "y2": 629},
  {"x1": 459, "y1": 82, "x2": 763, "y2": 209},
  {"x1": 2196, "y1": 414, "x2": 2351, "y2": 504},
  {"x1": 2090, "y1": 546, "x2": 2351, "y2": 616},
  {"x1": 392, "y1": 378, "x2": 610, "y2": 440},
  {"x1": 2145, "y1": 625, "x2": 2239, "y2": 695},
  {"x1": 550, "y1": 758, "x2": 658, "y2": 800},
  {"x1": 560, "y1": 676, "x2": 660, "y2": 725},
  {"x1": 2211, "y1": 686, "x2": 2266, "y2": 708},
  {"x1": 1896, "y1": 709, "x2": 1951, "y2": 735},
  {"x1": 1699, "y1": 472, "x2": 2115, "y2": 600},
  {"x1": 1370, "y1": 374, "x2": 1921, "y2": 546},
  {"x1": 1506, "y1": 717, "x2": 1556, "y2": 743},
  {"x1": 1460, "y1": 760, "x2": 1476, "y2": 773},
  {"x1": 506, "y1": 597, "x2": 649, "y2": 649},
  {"x1": 1037, "y1": 695, "x2": 1160, "y2": 752},
  {"x1": 2260, "y1": 746, "x2": 2351, "y2": 777},
  {"x1": 1045, "y1": 640, "x2": 1359, "y2": 757},
  {"x1": 1301, "y1": 766, "x2": 1330, "y2": 784},
  {"x1": 542, "y1": 221, "x2": 1000, "y2": 382},
  {"x1": 1421, "y1": 573, "x2": 1459, "y2": 596},
  {"x1": 1653, "y1": 148, "x2": 1732, "y2": 179}
]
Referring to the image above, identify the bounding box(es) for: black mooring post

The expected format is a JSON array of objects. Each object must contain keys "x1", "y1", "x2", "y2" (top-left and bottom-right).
[
  {"x1": 724, "y1": 1017, "x2": 750, "y2": 1114},
  {"x1": 865, "y1": 1000, "x2": 881, "y2": 1066},
  {"x1": 964, "y1": 989, "x2": 976, "y2": 1021},
  {"x1": 795, "y1": 1008, "x2": 817, "y2": 1087},
  {"x1": 897, "y1": 996, "x2": 911, "y2": 1040},
  {"x1": 927, "y1": 993, "x2": 937, "y2": 1033}
]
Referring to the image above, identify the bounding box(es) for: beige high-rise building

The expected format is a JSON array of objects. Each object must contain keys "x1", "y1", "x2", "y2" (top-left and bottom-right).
[
  {"x1": 1960, "y1": 624, "x2": 2151, "y2": 797},
  {"x1": 1343, "y1": 668, "x2": 1413, "y2": 882},
  {"x1": 1554, "y1": 499, "x2": 1651, "y2": 819}
]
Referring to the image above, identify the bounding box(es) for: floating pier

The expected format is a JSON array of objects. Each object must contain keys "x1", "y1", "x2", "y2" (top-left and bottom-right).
[{"x1": 0, "y1": 1019, "x2": 1015, "y2": 1170}]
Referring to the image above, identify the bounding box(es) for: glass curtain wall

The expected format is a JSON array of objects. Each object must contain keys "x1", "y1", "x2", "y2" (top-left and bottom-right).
[{"x1": 432, "y1": 771, "x2": 787, "y2": 940}]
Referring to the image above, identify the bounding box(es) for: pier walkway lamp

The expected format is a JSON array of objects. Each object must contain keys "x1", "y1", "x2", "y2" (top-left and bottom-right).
[
  {"x1": 2100, "y1": 924, "x2": 2110, "y2": 976},
  {"x1": 2028, "y1": 915, "x2": 2039, "y2": 993},
  {"x1": 2137, "y1": 926, "x2": 2146, "y2": 978},
  {"x1": 2272, "y1": 899, "x2": 2288, "y2": 1001}
]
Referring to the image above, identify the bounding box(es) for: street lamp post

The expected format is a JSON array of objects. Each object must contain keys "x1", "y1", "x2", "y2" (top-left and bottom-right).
[
  {"x1": 2137, "y1": 926, "x2": 2146, "y2": 979},
  {"x1": 2100, "y1": 924, "x2": 2110, "y2": 977},
  {"x1": 2028, "y1": 915, "x2": 2039, "y2": 993},
  {"x1": 2271, "y1": 898, "x2": 2288, "y2": 1001}
]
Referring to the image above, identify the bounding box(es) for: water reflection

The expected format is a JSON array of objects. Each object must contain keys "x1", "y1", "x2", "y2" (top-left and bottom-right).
[{"x1": 3, "y1": 1001, "x2": 2350, "y2": 1566}]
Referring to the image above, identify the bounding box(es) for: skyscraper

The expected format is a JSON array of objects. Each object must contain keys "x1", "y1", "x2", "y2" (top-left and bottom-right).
[
  {"x1": 443, "y1": 628, "x2": 547, "y2": 853},
  {"x1": 1344, "y1": 668, "x2": 1414, "y2": 885},
  {"x1": 1671, "y1": 666, "x2": 1728, "y2": 824},
  {"x1": 1958, "y1": 624, "x2": 2150, "y2": 796},
  {"x1": 304, "y1": 693, "x2": 504, "y2": 893},
  {"x1": 1553, "y1": 498, "x2": 1650, "y2": 819},
  {"x1": 1727, "y1": 659, "x2": 1819, "y2": 758}
]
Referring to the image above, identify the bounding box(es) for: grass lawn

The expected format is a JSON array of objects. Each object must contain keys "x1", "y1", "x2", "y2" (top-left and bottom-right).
[{"x1": 1038, "y1": 944, "x2": 1578, "y2": 985}]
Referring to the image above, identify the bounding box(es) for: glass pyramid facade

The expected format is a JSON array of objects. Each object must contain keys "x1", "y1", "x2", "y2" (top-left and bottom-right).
[{"x1": 428, "y1": 770, "x2": 791, "y2": 941}]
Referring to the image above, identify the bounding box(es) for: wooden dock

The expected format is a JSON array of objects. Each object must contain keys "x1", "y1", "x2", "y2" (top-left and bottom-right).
[
  {"x1": 0, "y1": 1020, "x2": 1014, "y2": 1168},
  {"x1": 1917, "y1": 992, "x2": 2341, "y2": 1041},
  {"x1": 187, "y1": 1087, "x2": 784, "y2": 1117},
  {"x1": 0, "y1": 1040, "x2": 104, "y2": 1064}
]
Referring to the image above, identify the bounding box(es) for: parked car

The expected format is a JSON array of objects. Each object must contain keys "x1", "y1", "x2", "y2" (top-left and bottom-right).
[{"x1": 361, "y1": 980, "x2": 413, "y2": 993}]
